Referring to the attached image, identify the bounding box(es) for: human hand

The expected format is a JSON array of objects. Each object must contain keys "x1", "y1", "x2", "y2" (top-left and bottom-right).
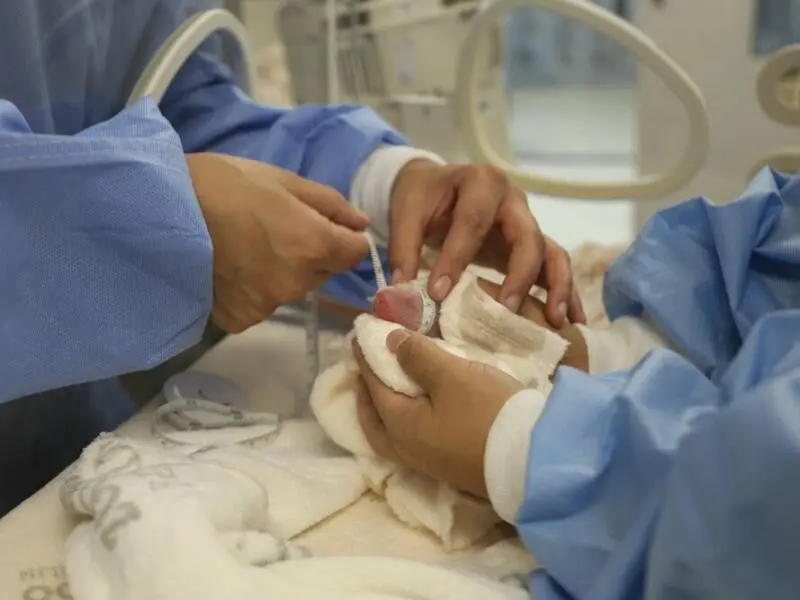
[
  {"x1": 187, "y1": 153, "x2": 369, "y2": 333},
  {"x1": 353, "y1": 330, "x2": 523, "y2": 498},
  {"x1": 388, "y1": 160, "x2": 585, "y2": 327}
]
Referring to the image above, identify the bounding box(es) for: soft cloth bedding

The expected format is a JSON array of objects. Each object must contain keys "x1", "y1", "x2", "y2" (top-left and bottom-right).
[
  {"x1": 60, "y1": 421, "x2": 535, "y2": 600},
  {"x1": 54, "y1": 244, "x2": 621, "y2": 600}
]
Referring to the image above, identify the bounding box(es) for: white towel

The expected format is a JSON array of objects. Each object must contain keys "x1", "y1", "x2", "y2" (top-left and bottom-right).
[
  {"x1": 59, "y1": 272, "x2": 561, "y2": 599},
  {"x1": 311, "y1": 273, "x2": 568, "y2": 550},
  {"x1": 60, "y1": 432, "x2": 531, "y2": 600}
]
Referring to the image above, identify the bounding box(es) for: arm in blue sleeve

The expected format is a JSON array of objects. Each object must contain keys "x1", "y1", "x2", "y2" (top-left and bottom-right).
[
  {"x1": 602, "y1": 168, "x2": 800, "y2": 379},
  {"x1": 0, "y1": 99, "x2": 212, "y2": 403},
  {"x1": 517, "y1": 170, "x2": 800, "y2": 600},
  {"x1": 159, "y1": 41, "x2": 408, "y2": 197},
  {"x1": 519, "y1": 313, "x2": 800, "y2": 600}
]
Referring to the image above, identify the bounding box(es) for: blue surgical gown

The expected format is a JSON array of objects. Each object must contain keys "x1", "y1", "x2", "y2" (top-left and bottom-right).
[
  {"x1": 0, "y1": 0, "x2": 404, "y2": 513},
  {"x1": 518, "y1": 168, "x2": 800, "y2": 600}
]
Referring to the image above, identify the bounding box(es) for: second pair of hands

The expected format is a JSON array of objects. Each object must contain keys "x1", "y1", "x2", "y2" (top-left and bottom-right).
[
  {"x1": 187, "y1": 152, "x2": 585, "y2": 333},
  {"x1": 354, "y1": 279, "x2": 589, "y2": 500}
]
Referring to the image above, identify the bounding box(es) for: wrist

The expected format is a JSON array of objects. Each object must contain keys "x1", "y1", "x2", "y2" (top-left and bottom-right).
[
  {"x1": 483, "y1": 389, "x2": 548, "y2": 523},
  {"x1": 350, "y1": 146, "x2": 445, "y2": 242}
]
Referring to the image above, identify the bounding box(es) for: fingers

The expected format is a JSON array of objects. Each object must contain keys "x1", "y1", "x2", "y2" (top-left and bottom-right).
[
  {"x1": 388, "y1": 202, "x2": 426, "y2": 285},
  {"x1": 279, "y1": 173, "x2": 371, "y2": 276},
  {"x1": 352, "y1": 341, "x2": 390, "y2": 398},
  {"x1": 353, "y1": 340, "x2": 428, "y2": 433},
  {"x1": 283, "y1": 174, "x2": 370, "y2": 231},
  {"x1": 388, "y1": 330, "x2": 451, "y2": 395},
  {"x1": 388, "y1": 159, "x2": 450, "y2": 283},
  {"x1": 569, "y1": 290, "x2": 587, "y2": 324},
  {"x1": 355, "y1": 381, "x2": 399, "y2": 461},
  {"x1": 495, "y1": 191, "x2": 545, "y2": 312},
  {"x1": 475, "y1": 277, "x2": 553, "y2": 330},
  {"x1": 280, "y1": 186, "x2": 370, "y2": 276},
  {"x1": 320, "y1": 223, "x2": 371, "y2": 273},
  {"x1": 428, "y1": 166, "x2": 506, "y2": 301},
  {"x1": 538, "y1": 237, "x2": 574, "y2": 328}
]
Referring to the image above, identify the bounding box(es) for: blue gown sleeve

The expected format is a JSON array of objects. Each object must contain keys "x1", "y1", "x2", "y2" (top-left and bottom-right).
[
  {"x1": 0, "y1": 99, "x2": 212, "y2": 403},
  {"x1": 159, "y1": 42, "x2": 408, "y2": 198},
  {"x1": 517, "y1": 169, "x2": 800, "y2": 600}
]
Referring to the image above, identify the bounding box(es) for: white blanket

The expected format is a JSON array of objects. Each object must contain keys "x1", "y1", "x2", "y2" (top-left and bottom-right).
[
  {"x1": 60, "y1": 422, "x2": 535, "y2": 600},
  {"x1": 59, "y1": 273, "x2": 571, "y2": 600}
]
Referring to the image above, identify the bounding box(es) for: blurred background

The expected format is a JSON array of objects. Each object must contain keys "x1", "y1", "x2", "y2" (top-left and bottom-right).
[{"x1": 226, "y1": 0, "x2": 800, "y2": 249}]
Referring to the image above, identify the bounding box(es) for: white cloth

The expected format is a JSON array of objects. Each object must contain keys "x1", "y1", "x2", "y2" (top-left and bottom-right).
[
  {"x1": 311, "y1": 273, "x2": 569, "y2": 550},
  {"x1": 60, "y1": 429, "x2": 532, "y2": 600},
  {"x1": 52, "y1": 244, "x2": 635, "y2": 600}
]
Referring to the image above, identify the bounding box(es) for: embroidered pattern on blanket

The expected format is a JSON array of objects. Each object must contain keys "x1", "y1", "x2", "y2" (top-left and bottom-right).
[
  {"x1": 310, "y1": 272, "x2": 569, "y2": 550},
  {"x1": 59, "y1": 433, "x2": 532, "y2": 600}
]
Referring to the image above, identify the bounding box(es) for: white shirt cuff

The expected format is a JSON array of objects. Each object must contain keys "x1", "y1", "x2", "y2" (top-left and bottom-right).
[
  {"x1": 576, "y1": 316, "x2": 671, "y2": 374},
  {"x1": 349, "y1": 145, "x2": 446, "y2": 242},
  {"x1": 484, "y1": 389, "x2": 547, "y2": 524}
]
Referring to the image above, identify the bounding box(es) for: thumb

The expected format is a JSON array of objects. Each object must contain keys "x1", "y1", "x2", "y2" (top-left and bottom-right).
[
  {"x1": 387, "y1": 330, "x2": 448, "y2": 394},
  {"x1": 282, "y1": 173, "x2": 370, "y2": 231}
]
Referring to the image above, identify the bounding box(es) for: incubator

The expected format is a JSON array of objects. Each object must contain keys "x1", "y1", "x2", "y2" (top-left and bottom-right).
[
  {"x1": 136, "y1": 1, "x2": 800, "y2": 423},
  {"x1": 458, "y1": 0, "x2": 800, "y2": 224},
  {"x1": 274, "y1": 0, "x2": 800, "y2": 211},
  {"x1": 635, "y1": 0, "x2": 800, "y2": 225},
  {"x1": 277, "y1": 0, "x2": 513, "y2": 162}
]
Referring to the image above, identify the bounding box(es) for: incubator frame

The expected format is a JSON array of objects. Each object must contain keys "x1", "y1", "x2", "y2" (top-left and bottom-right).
[{"x1": 455, "y1": 0, "x2": 710, "y2": 199}]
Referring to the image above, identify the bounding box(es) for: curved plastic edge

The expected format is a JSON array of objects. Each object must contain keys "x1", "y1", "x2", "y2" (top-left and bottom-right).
[
  {"x1": 455, "y1": 0, "x2": 709, "y2": 199},
  {"x1": 127, "y1": 8, "x2": 255, "y2": 106}
]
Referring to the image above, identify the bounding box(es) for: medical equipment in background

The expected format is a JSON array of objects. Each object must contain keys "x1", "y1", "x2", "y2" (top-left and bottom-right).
[
  {"x1": 459, "y1": 0, "x2": 800, "y2": 228},
  {"x1": 455, "y1": 0, "x2": 709, "y2": 200},
  {"x1": 133, "y1": 1, "x2": 800, "y2": 419},
  {"x1": 278, "y1": 0, "x2": 512, "y2": 162},
  {"x1": 276, "y1": 0, "x2": 711, "y2": 199},
  {"x1": 224, "y1": 0, "x2": 296, "y2": 106},
  {"x1": 127, "y1": 10, "x2": 256, "y2": 103},
  {"x1": 634, "y1": 0, "x2": 800, "y2": 228}
]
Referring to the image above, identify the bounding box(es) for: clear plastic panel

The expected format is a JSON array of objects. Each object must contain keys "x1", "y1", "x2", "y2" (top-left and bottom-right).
[
  {"x1": 499, "y1": 1, "x2": 688, "y2": 248},
  {"x1": 753, "y1": 0, "x2": 800, "y2": 56}
]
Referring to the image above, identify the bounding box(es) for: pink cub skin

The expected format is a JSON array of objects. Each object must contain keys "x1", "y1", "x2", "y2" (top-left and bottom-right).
[{"x1": 372, "y1": 284, "x2": 439, "y2": 335}]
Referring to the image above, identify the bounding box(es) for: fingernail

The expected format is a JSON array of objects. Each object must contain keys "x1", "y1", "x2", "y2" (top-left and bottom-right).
[
  {"x1": 431, "y1": 276, "x2": 452, "y2": 301},
  {"x1": 391, "y1": 269, "x2": 405, "y2": 284},
  {"x1": 351, "y1": 209, "x2": 370, "y2": 227},
  {"x1": 558, "y1": 302, "x2": 568, "y2": 318},
  {"x1": 386, "y1": 329, "x2": 410, "y2": 353},
  {"x1": 502, "y1": 294, "x2": 521, "y2": 312}
]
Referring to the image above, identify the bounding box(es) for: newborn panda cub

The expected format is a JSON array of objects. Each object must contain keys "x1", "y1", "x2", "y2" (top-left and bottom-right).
[{"x1": 372, "y1": 280, "x2": 440, "y2": 336}]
